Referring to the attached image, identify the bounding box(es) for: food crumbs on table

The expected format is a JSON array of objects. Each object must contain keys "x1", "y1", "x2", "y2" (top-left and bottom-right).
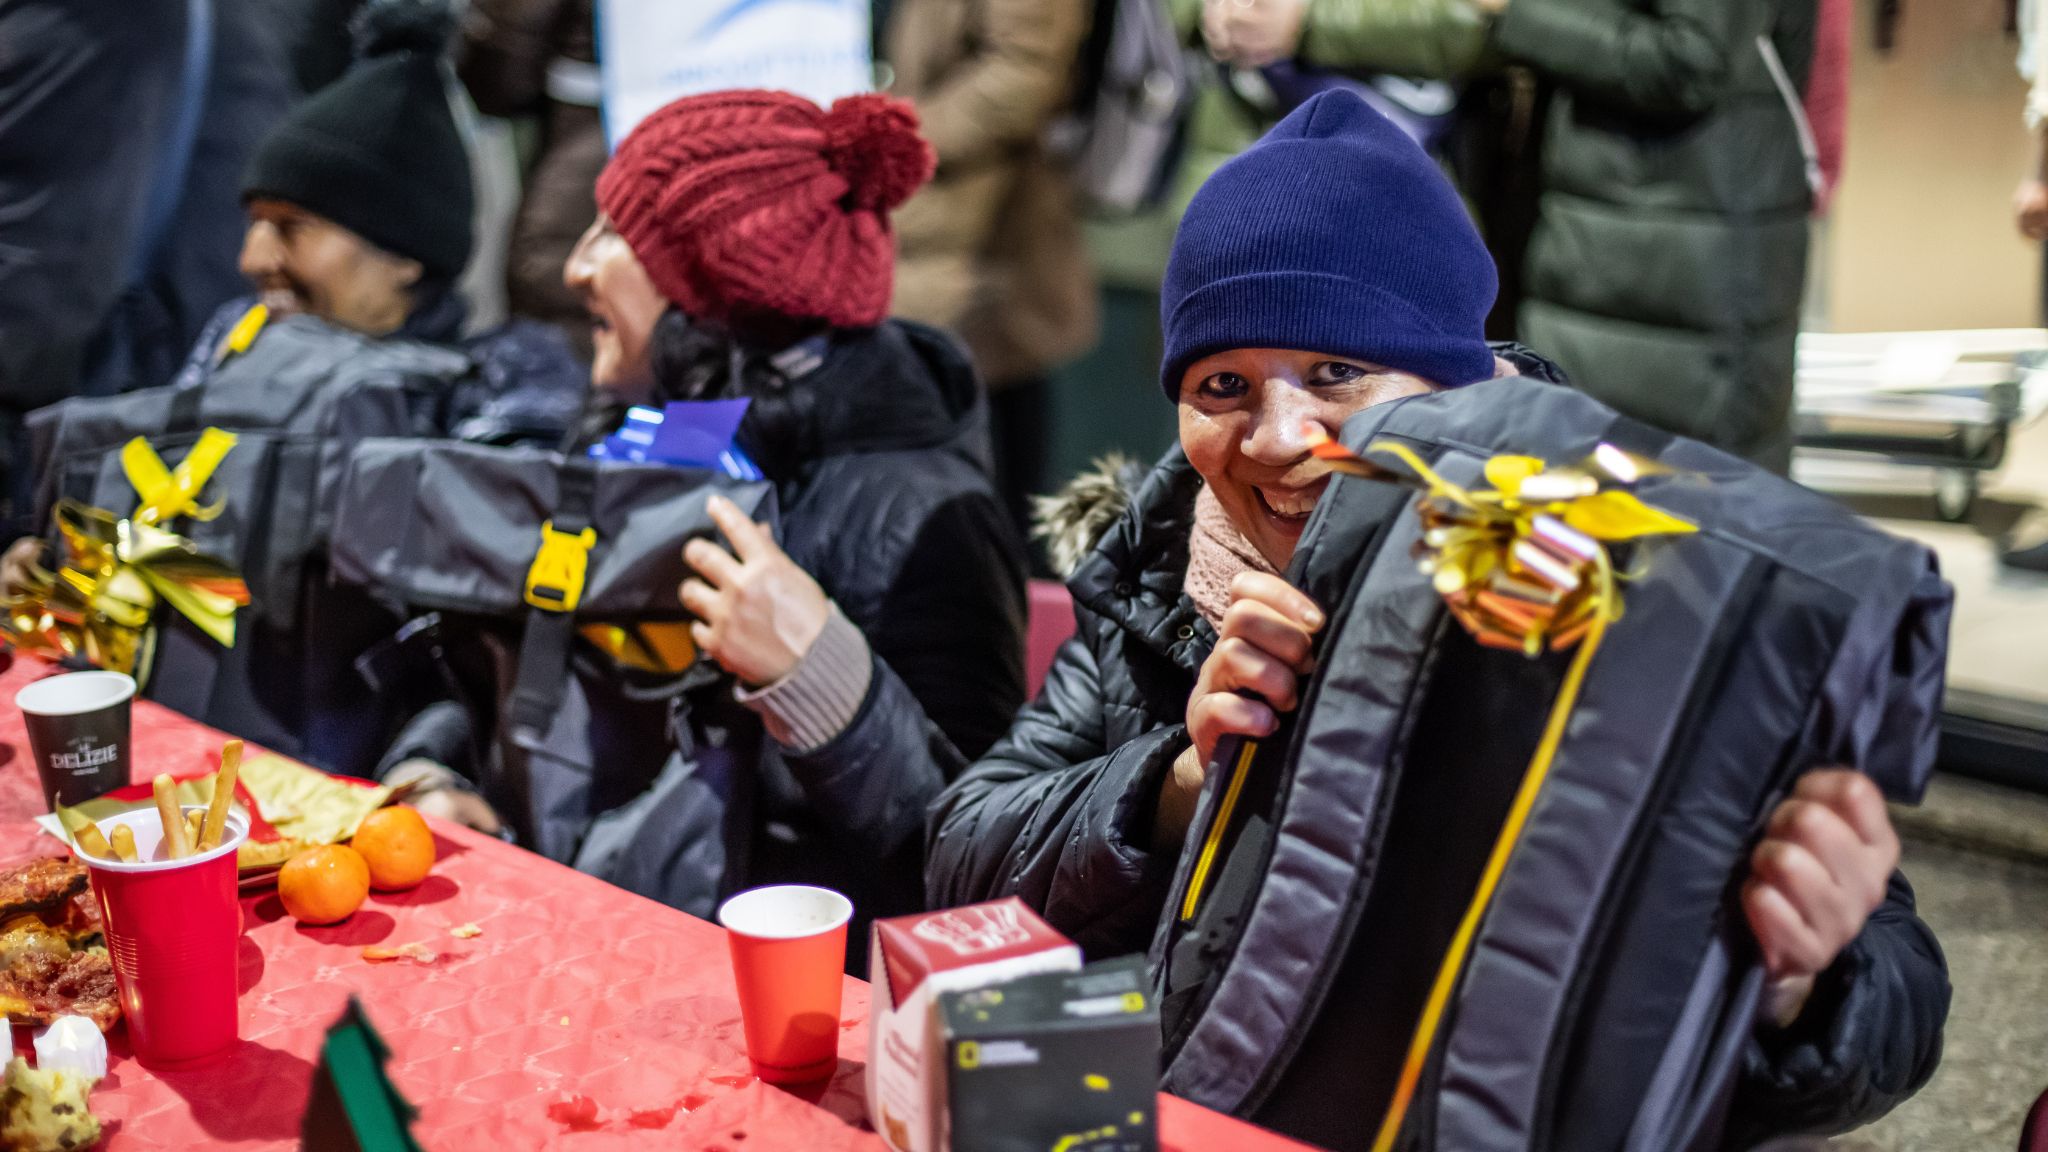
[
  {"x1": 451, "y1": 923, "x2": 482, "y2": 939},
  {"x1": 362, "y1": 942, "x2": 437, "y2": 964}
]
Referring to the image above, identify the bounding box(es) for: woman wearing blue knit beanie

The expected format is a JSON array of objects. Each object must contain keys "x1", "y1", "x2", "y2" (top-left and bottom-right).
[
  {"x1": 935, "y1": 87, "x2": 1529, "y2": 943},
  {"x1": 931, "y1": 87, "x2": 1529, "y2": 945},
  {"x1": 928, "y1": 88, "x2": 1921, "y2": 1151},
  {"x1": 929, "y1": 89, "x2": 1540, "y2": 910}
]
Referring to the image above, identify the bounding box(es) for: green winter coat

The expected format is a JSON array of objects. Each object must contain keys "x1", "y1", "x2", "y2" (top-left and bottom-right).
[
  {"x1": 1493, "y1": 0, "x2": 1817, "y2": 470},
  {"x1": 1088, "y1": 0, "x2": 1491, "y2": 288}
]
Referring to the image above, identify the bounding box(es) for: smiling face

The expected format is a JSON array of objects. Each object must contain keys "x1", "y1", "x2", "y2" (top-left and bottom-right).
[
  {"x1": 238, "y1": 199, "x2": 421, "y2": 337},
  {"x1": 1178, "y1": 348, "x2": 1436, "y2": 569},
  {"x1": 564, "y1": 216, "x2": 666, "y2": 405}
]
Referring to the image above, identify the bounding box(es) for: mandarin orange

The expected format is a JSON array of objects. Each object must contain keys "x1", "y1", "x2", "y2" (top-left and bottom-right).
[
  {"x1": 352, "y1": 806, "x2": 435, "y2": 891},
  {"x1": 278, "y1": 844, "x2": 370, "y2": 924}
]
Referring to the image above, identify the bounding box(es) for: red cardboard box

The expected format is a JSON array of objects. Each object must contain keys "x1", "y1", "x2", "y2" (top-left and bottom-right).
[{"x1": 867, "y1": 899, "x2": 1083, "y2": 1152}]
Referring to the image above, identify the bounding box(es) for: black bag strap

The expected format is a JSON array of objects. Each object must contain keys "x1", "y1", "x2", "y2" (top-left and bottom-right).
[
  {"x1": 166, "y1": 380, "x2": 207, "y2": 435},
  {"x1": 1621, "y1": 932, "x2": 1767, "y2": 1152},
  {"x1": 504, "y1": 458, "x2": 600, "y2": 741},
  {"x1": 1598, "y1": 412, "x2": 1677, "y2": 461}
]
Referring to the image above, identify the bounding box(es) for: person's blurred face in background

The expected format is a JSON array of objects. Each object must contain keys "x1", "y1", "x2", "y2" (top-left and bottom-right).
[
  {"x1": 1178, "y1": 348, "x2": 1435, "y2": 569},
  {"x1": 238, "y1": 199, "x2": 421, "y2": 337},
  {"x1": 564, "y1": 216, "x2": 665, "y2": 405}
]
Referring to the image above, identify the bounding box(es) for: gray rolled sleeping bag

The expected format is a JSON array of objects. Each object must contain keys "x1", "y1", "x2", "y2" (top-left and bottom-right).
[{"x1": 329, "y1": 438, "x2": 773, "y2": 912}]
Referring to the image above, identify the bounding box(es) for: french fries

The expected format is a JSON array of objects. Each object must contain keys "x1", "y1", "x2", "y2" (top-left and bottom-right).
[
  {"x1": 59, "y1": 738, "x2": 245, "y2": 864},
  {"x1": 53, "y1": 800, "x2": 114, "y2": 860},
  {"x1": 199, "y1": 740, "x2": 241, "y2": 850},
  {"x1": 153, "y1": 774, "x2": 188, "y2": 859}
]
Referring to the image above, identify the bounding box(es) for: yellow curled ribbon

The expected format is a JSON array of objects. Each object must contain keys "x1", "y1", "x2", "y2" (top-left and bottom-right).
[{"x1": 2, "y1": 430, "x2": 250, "y2": 676}]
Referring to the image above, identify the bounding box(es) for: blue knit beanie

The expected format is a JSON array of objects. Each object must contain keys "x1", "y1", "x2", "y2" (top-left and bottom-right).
[{"x1": 1160, "y1": 90, "x2": 1498, "y2": 400}]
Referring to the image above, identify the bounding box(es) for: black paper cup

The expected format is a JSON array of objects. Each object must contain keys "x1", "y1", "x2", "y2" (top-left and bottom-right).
[{"x1": 19, "y1": 671, "x2": 136, "y2": 808}]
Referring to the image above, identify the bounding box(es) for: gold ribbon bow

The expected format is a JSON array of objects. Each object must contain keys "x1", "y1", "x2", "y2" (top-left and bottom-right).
[
  {"x1": 1304, "y1": 427, "x2": 1698, "y2": 1152},
  {"x1": 3, "y1": 430, "x2": 250, "y2": 676}
]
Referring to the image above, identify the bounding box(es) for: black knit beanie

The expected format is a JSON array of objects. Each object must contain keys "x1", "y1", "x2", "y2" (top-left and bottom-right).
[{"x1": 242, "y1": 0, "x2": 473, "y2": 279}]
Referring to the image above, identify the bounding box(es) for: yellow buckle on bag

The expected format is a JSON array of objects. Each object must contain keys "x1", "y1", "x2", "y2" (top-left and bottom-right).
[{"x1": 524, "y1": 520, "x2": 595, "y2": 612}]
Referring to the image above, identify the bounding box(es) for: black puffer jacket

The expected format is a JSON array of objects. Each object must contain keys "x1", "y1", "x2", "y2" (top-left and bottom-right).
[
  {"x1": 927, "y1": 364, "x2": 1946, "y2": 1144},
  {"x1": 742, "y1": 319, "x2": 1029, "y2": 876},
  {"x1": 599, "y1": 319, "x2": 1029, "y2": 963}
]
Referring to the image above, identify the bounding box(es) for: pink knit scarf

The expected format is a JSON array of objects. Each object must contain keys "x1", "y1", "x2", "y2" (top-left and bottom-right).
[{"x1": 1184, "y1": 485, "x2": 1280, "y2": 630}]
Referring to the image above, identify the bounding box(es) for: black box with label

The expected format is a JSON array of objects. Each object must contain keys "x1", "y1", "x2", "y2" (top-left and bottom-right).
[{"x1": 938, "y1": 955, "x2": 1159, "y2": 1152}]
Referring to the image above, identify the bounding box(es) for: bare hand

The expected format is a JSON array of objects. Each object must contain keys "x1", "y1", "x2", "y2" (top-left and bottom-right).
[
  {"x1": 1202, "y1": 0, "x2": 1308, "y2": 69},
  {"x1": 2018, "y1": 179, "x2": 2048, "y2": 241},
  {"x1": 1, "y1": 537, "x2": 45, "y2": 599},
  {"x1": 1743, "y1": 769, "x2": 1900, "y2": 1024},
  {"x1": 679, "y1": 494, "x2": 829, "y2": 688},
  {"x1": 382, "y1": 760, "x2": 502, "y2": 836},
  {"x1": 1158, "y1": 572, "x2": 1323, "y2": 846}
]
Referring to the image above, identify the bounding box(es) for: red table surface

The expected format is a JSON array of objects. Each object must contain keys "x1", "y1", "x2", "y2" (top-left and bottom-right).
[{"x1": 0, "y1": 654, "x2": 1308, "y2": 1152}]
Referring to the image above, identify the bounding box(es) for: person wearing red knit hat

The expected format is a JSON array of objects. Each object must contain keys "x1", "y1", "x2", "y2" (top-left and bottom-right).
[{"x1": 404, "y1": 89, "x2": 1027, "y2": 964}]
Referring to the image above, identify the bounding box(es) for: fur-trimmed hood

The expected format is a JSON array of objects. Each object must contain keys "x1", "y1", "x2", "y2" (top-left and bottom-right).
[{"x1": 1030, "y1": 452, "x2": 1150, "y2": 579}]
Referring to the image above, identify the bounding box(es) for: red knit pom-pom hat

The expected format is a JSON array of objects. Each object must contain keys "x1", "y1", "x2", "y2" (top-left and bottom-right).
[{"x1": 595, "y1": 89, "x2": 936, "y2": 330}]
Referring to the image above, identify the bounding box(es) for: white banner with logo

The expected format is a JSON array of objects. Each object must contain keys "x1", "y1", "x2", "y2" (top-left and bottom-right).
[{"x1": 596, "y1": 0, "x2": 873, "y2": 148}]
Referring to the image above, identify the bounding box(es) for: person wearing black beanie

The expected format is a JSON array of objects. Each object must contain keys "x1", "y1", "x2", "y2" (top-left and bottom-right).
[
  {"x1": 153, "y1": 0, "x2": 587, "y2": 440},
  {"x1": 237, "y1": 0, "x2": 474, "y2": 336}
]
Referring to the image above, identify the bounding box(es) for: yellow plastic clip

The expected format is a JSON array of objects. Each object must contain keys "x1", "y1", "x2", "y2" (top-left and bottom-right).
[
  {"x1": 221, "y1": 303, "x2": 269, "y2": 360},
  {"x1": 524, "y1": 520, "x2": 596, "y2": 612},
  {"x1": 122, "y1": 428, "x2": 238, "y2": 526}
]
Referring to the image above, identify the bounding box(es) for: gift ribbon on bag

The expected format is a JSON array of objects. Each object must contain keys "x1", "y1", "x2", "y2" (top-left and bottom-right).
[
  {"x1": 1192, "y1": 428, "x2": 1691, "y2": 1152},
  {"x1": 3, "y1": 430, "x2": 250, "y2": 676}
]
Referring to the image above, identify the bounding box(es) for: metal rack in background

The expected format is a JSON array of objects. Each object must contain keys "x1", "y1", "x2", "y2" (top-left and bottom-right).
[
  {"x1": 1795, "y1": 329, "x2": 2048, "y2": 795},
  {"x1": 1793, "y1": 329, "x2": 2046, "y2": 522}
]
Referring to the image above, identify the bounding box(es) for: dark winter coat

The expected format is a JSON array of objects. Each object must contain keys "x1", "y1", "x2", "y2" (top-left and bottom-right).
[
  {"x1": 571, "y1": 319, "x2": 1029, "y2": 968},
  {"x1": 0, "y1": 0, "x2": 292, "y2": 412},
  {"x1": 1493, "y1": 0, "x2": 1818, "y2": 471},
  {"x1": 927, "y1": 361, "x2": 1946, "y2": 1146},
  {"x1": 457, "y1": 0, "x2": 603, "y2": 357}
]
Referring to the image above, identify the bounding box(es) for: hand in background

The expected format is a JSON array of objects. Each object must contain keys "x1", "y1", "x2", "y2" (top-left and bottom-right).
[
  {"x1": 1202, "y1": 0, "x2": 1309, "y2": 69},
  {"x1": 680, "y1": 494, "x2": 831, "y2": 688},
  {"x1": 383, "y1": 759, "x2": 503, "y2": 836},
  {"x1": 2017, "y1": 178, "x2": 2048, "y2": 240},
  {"x1": 1, "y1": 537, "x2": 44, "y2": 599}
]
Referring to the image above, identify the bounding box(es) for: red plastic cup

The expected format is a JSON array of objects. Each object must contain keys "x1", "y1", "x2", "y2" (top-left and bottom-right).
[
  {"x1": 81, "y1": 805, "x2": 248, "y2": 1069},
  {"x1": 718, "y1": 885, "x2": 853, "y2": 1084}
]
